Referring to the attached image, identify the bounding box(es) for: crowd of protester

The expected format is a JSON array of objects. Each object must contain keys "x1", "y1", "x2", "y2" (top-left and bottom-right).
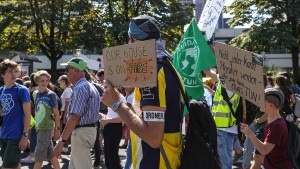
[{"x1": 0, "y1": 15, "x2": 299, "y2": 169}]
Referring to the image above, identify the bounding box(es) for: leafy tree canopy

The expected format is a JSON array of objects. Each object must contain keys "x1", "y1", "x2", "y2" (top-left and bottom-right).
[
  {"x1": 0, "y1": 0, "x2": 194, "y2": 81},
  {"x1": 225, "y1": 0, "x2": 300, "y2": 84}
]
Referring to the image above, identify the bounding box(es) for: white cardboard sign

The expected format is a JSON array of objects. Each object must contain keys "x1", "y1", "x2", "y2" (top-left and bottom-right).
[{"x1": 198, "y1": 0, "x2": 226, "y2": 40}]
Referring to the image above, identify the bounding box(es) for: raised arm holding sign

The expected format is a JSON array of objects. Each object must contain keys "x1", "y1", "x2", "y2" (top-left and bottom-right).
[
  {"x1": 215, "y1": 42, "x2": 265, "y2": 109},
  {"x1": 103, "y1": 39, "x2": 157, "y2": 88}
]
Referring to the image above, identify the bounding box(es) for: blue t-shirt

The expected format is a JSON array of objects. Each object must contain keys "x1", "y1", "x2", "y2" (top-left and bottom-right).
[{"x1": 0, "y1": 84, "x2": 31, "y2": 140}]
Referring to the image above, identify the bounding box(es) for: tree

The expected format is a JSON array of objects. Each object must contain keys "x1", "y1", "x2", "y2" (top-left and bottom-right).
[
  {"x1": 0, "y1": 0, "x2": 105, "y2": 81},
  {"x1": 97, "y1": 0, "x2": 194, "y2": 51},
  {"x1": 0, "y1": 0, "x2": 194, "y2": 81},
  {"x1": 225, "y1": 0, "x2": 300, "y2": 85}
]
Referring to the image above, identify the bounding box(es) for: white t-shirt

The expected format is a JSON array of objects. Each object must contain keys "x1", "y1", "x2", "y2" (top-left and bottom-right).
[
  {"x1": 107, "y1": 93, "x2": 127, "y2": 119},
  {"x1": 127, "y1": 93, "x2": 134, "y2": 105},
  {"x1": 60, "y1": 87, "x2": 72, "y2": 111}
]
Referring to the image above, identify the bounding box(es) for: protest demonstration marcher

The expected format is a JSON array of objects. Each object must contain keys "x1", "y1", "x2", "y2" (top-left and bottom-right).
[{"x1": 0, "y1": 0, "x2": 300, "y2": 169}]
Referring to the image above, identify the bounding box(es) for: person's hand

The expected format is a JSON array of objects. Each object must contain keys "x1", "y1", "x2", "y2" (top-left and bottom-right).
[
  {"x1": 240, "y1": 123, "x2": 252, "y2": 136},
  {"x1": 99, "y1": 113, "x2": 107, "y2": 120},
  {"x1": 101, "y1": 118, "x2": 110, "y2": 127},
  {"x1": 19, "y1": 136, "x2": 28, "y2": 151},
  {"x1": 204, "y1": 84, "x2": 210, "y2": 89},
  {"x1": 286, "y1": 114, "x2": 294, "y2": 122},
  {"x1": 54, "y1": 141, "x2": 64, "y2": 159},
  {"x1": 53, "y1": 130, "x2": 60, "y2": 141},
  {"x1": 51, "y1": 113, "x2": 56, "y2": 121},
  {"x1": 102, "y1": 80, "x2": 121, "y2": 107}
]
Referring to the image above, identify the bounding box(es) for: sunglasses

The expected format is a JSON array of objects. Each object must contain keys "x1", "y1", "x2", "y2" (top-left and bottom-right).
[{"x1": 65, "y1": 67, "x2": 75, "y2": 72}]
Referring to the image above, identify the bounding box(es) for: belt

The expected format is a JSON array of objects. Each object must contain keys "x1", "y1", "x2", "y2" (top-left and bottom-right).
[{"x1": 75, "y1": 123, "x2": 95, "y2": 129}]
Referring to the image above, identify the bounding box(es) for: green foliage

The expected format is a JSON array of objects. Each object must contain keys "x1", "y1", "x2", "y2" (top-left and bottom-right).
[
  {"x1": 96, "y1": 0, "x2": 194, "y2": 52},
  {"x1": 225, "y1": 0, "x2": 300, "y2": 85},
  {"x1": 0, "y1": 0, "x2": 193, "y2": 81},
  {"x1": 0, "y1": 0, "x2": 193, "y2": 54}
]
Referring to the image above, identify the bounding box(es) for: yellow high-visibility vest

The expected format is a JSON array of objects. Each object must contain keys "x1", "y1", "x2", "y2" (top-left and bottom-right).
[{"x1": 212, "y1": 84, "x2": 240, "y2": 128}]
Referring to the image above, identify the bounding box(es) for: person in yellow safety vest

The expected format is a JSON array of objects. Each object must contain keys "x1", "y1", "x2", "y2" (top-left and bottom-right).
[
  {"x1": 211, "y1": 77, "x2": 241, "y2": 169},
  {"x1": 212, "y1": 83, "x2": 240, "y2": 128}
]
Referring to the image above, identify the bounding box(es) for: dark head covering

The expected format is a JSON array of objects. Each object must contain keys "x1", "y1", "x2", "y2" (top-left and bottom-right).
[{"x1": 128, "y1": 15, "x2": 161, "y2": 41}]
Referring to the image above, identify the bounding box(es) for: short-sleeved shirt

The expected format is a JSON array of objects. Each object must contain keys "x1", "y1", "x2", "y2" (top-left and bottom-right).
[
  {"x1": 263, "y1": 118, "x2": 292, "y2": 169},
  {"x1": 0, "y1": 84, "x2": 31, "y2": 139},
  {"x1": 34, "y1": 89, "x2": 58, "y2": 130},
  {"x1": 60, "y1": 87, "x2": 72, "y2": 111},
  {"x1": 132, "y1": 62, "x2": 182, "y2": 169},
  {"x1": 66, "y1": 78, "x2": 100, "y2": 125}
]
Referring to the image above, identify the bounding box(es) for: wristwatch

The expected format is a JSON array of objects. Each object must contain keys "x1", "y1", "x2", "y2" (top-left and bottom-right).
[
  {"x1": 59, "y1": 137, "x2": 67, "y2": 143},
  {"x1": 111, "y1": 100, "x2": 123, "y2": 112},
  {"x1": 22, "y1": 132, "x2": 29, "y2": 138}
]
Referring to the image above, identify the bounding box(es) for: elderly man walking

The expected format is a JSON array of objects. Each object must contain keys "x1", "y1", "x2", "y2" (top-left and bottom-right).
[{"x1": 54, "y1": 57, "x2": 100, "y2": 169}]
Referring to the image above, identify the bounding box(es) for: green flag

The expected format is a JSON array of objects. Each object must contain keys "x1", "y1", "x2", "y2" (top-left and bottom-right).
[{"x1": 173, "y1": 19, "x2": 216, "y2": 101}]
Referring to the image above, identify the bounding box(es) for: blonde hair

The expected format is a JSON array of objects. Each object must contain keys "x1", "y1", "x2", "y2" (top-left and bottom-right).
[{"x1": 34, "y1": 70, "x2": 51, "y2": 83}]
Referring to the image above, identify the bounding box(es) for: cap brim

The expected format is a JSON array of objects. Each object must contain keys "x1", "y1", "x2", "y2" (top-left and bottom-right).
[{"x1": 60, "y1": 63, "x2": 68, "y2": 67}]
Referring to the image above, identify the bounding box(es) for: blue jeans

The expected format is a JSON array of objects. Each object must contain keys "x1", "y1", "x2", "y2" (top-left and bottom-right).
[
  {"x1": 217, "y1": 129, "x2": 236, "y2": 169},
  {"x1": 243, "y1": 124, "x2": 254, "y2": 168},
  {"x1": 124, "y1": 140, "x2": 132, "y2": 169},
  {"x1": 30, "y1": 126, "x2": 37, "y2": 153},
  {"x1": 234, "y1": 136, "x2": 242, "y2": 151}
]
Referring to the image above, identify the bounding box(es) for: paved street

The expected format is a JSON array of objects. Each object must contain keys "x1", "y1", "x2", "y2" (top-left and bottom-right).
[{"x1": 0, "y1": 140, "x2": 243, "y2": 169}]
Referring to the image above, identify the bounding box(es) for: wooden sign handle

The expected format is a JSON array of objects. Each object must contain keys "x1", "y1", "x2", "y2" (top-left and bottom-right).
[
  {"x1": 242, "y1": 98, "x2": 247, "y2": 124},
  {"x1": 241, "y1": 98, "x2": 247, "y2": 141}
]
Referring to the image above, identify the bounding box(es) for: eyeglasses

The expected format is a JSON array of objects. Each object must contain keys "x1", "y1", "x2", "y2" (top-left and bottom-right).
[{"x1": 65, "y1": 67, "x2": 74, "y2": 72}]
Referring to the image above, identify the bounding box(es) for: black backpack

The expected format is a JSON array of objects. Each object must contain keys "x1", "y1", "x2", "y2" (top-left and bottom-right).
[
  {"x1": 287, "y1": 121, "x2": 300, "y2": 169},
  {"x1": 180, "y1": 99, "x2": 221, "y2": 169},
  {"x1": 158, "y1": 58, "x2": 221, "y2": 169}
]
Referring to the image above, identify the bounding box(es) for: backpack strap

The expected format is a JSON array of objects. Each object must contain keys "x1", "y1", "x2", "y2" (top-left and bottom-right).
[
  {"x1": 160, "y1": 146, "x2": 172, "y2": 169},
  {"x1": 220, "y1": 86, "x2": 235, "y2": 116},
  {"x1": 15, "y1": 83, "x2": 23, "y2": 106},
  {"x1": 0, "y1": 86, "x2": 4, "y2": 108},
  {"x1": 158, "y1": 57, "x2": 190, "y2": 166},
  {"x1": 157, "y1": 57, "x2": 191, "y2": 113},
  {"x1": 0, "y1": 86, "x2": 3, "y2": 95}
]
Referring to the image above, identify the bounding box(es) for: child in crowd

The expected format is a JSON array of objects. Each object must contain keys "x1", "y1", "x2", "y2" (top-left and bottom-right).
[
  {"x1": 240, "y1": 88, "x2": 292, "y2": 169},
  {"x1": 33, "y1": 70, "x2": 61, "y2": 169}
]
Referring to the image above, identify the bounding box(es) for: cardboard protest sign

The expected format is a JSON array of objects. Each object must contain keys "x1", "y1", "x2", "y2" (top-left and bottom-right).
[
  {"x1": 215, "y1": 42, "x2": 265, "y2": 108},
  {"x1": 102, "y1": 39, "x2": 157, "y2": 87},
  {"x1": 198, "y1": 0, "x2": 226, "y2": 40}
]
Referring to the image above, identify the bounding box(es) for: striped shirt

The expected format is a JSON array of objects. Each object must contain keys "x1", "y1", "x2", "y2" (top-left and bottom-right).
[{"x1": 67, "y1": 78, "x2": 100, "y2": 125}]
